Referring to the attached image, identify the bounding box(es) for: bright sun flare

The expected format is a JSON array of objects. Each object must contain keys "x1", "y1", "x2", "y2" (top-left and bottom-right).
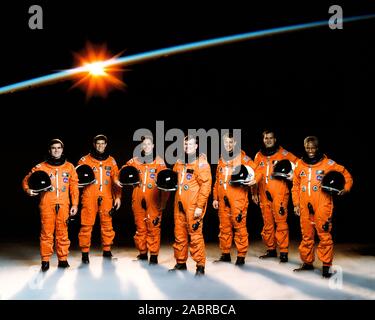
[{"x1": 72, "y1": 43, "x2": 125, "y2": 98}]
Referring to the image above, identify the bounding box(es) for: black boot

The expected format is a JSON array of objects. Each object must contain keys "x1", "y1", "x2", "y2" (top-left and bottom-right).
[
  {"x1": 82, "y1": 252, "x2": 90, "y2": 264},
  {"x1": 259, "y1": 249, "x2": 277, "y2": 259},
  {"x1": 293, "y1": 263, "x2": 314, "y2": 272},
  {"x1": 103, "y1": 250, "x2": 113, "y2": 258},
  {"x1": 168, "y1": 263, "x2": 187, "y2": 272},
  {"x1": 58, "y1": 260, "x2": 70, "y2": 268},
  {"x1": 137, "y1": 253, "x2": 148, "y2": 261},
  {"x1": 41, "y1": 261, "x2": 49, "y2": 272},
  {"x1": 213, "y1": 253, "x2": 231, "y2": 263},
  {"x1": 279, "y1": 252, "x2": 288, "y2": 263},
  {"x1": 235, "y1": 257, "x2": 245, "y2": 266},
  {"x1": 195, "y1": 265, "x2": 205, "y2": 276},
  {"x1": 322, "y1": 266, "x2": 334, "y2": 278},
  {"x1": 149, "y1": 255, "x2": 158, "y2": 265}
]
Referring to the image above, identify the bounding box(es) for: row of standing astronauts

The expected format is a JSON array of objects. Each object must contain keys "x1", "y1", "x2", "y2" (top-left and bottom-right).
[{"x1": 23, "y1": 131, "x2": 353, "y2": 278}]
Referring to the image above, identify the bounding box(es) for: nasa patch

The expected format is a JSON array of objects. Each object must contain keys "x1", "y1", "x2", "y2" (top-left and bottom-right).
[
  {"x1": 150, "y1": 173, "x2": 155, "y2": 179},
  {"x1": 63, "y1": 177, "x2": 69, "y2": 183},
  {"x1": 186, "y1": 173, "x2": 192, "y2": 180},
  {"x1": 106, "y1": 171, "x2": 111, "y2": 176},
  {"x1": 316, "y1": 175, "x2": 323, "y2": 181}
]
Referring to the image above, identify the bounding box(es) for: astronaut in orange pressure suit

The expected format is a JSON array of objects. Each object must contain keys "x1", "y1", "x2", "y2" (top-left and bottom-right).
[
  {"x1": 169, "y1": 135, "x2": 212, "y2": 276},
  {"x1": 252, "y1": 130, "x2": 298, "y2": 263},
  {"x1": 212, "y1": 132, "x2": 256, "y2": 266},
  {"x1": 292, "y1": 136, "x2": 353, "y2": 278},
  {"x1": 23, "y1": 139, "x2": 79, "y2": 272},
  {"x1": 78, "y1": 135, "x2": 122, "y2": 263},
  {"x1": 121, "y1": 136, "x2": 167, "y2": 265}
]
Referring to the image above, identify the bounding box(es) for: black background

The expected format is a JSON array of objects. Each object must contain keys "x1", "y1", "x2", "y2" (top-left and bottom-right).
[{"x1": 0, "y1": 1, "x2": 374, "y2": 250}]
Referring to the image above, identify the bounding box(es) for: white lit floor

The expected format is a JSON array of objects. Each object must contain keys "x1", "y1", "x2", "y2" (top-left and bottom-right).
[{"x1": 1, "y1": 241, "x2": 374, "y2": 300}]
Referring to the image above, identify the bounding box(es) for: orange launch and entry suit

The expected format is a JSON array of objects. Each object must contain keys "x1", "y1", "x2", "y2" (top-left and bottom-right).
[
  {"x1": 254, "y1": 147, "x2": 298, "y2": 253},
  {"x1": 213, "y1": 150, "x2": 256, "y2": 258},
  {"x1": 173, "y1": 155, "x2": 212, "y2": 268},
  {"x1": 292, "y1": 155, "x2": 353, "y2": 266},
  {"x1": 23, "y1": 161, "x2": 79, "y2": 262},
  {"x1": 124, "y1": 156, "x2": 166, "y2": 256},
  {"x1": 78, "y1": 154, "x2": 121, "y2": 253}
]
